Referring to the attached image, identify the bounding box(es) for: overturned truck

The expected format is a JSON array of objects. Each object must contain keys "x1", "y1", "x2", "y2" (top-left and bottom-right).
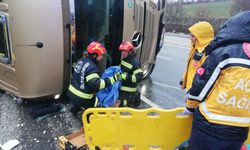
[{"x1": 0, "y1": 0, "x2": 165, "y2": 99}]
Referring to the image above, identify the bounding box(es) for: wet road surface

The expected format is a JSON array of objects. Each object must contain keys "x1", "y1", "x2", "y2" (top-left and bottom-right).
[
  {"x1": 0, "y1": 33, "x2": 190, "y2": 150},
  {"x1": 140, "y1": 33, "x2": 190, "y2": 109},
  {"x1": 0, "y1": 94, "x2": 81, "y2": 150}
]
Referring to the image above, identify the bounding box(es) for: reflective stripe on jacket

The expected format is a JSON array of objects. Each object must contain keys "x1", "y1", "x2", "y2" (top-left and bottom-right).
[
  {"x1": 68, "y1": 84, "x2": 94, "y2": 99},
  {"x1": 187, "y1": 50, "x2": 250, "y2": 127},
  {"x1": 68, "y1": 57, "x2": 115, "y2": 100},
  {"x1": 120, "y1": 53, "x2": 143, "y2": 92}
]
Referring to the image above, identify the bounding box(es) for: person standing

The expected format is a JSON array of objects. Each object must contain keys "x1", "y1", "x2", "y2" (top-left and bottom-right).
[
  {"x1": 185, "y1": 11, "x2": 250, "y2": 150},
  {"x1": 118, "y1": 41, "x2": 143, "y2": 107},
  {"x1": 180, "y1": 21, "x2": 214, "y2": 91}
]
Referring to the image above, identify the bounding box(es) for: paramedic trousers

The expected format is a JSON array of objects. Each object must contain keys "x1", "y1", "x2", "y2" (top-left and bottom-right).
[
  {"x1": 187, "y1": 125, "x2": 245, "y2": 150},
  {"x1": 187, "y1": 107, "x2": 248, "y2": 150}
]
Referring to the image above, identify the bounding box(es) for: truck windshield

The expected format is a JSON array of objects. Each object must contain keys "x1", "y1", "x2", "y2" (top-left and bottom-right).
[{"x1": 75, "y1": 0, "x2": 115, "y2": 59}]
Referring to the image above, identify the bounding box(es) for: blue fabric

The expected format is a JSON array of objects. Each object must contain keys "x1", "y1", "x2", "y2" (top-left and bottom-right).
[{"x1": 96, "y1": 66, "x2": 122, "y2": 107}]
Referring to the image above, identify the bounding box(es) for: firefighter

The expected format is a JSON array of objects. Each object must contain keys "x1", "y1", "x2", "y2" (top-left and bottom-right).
[
  {"x1": 180, "y1": 21, "x2": 214, "y2": 91},
  {"x1": 185, "y1": 11, "x2": 250, "y2": 149},
  {"x1": 67, "y1": 41, "x2": 121, "y2": 115},
  {"x1": 118, "y1": 41, "x2": 143, "y2": 107}
]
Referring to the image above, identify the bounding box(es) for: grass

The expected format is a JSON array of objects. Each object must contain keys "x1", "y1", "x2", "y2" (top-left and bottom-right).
[{"x1": 182, "y1": 0, "x2": 233, "y2": 19}]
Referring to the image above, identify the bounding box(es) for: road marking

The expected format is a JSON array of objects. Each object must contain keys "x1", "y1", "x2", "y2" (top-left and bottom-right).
[
  {"x1": 140, "y1": 82, "x2": 183, "y2": 108},
  {"x1": 140, "y1": 95, "x2": 163, "y2": 109},
  {"x1": 153, "y1": 81, "x2": 183, "y2": 91},
  {"x1": 157, "y1": 55, "x2": 171, "y2": 61},
  {"x1": 165, "y1": 43, "x2": 189, "y2": 49},
  {"x1": 165, "y1": 33, "x2": 189, "y2": 39}
]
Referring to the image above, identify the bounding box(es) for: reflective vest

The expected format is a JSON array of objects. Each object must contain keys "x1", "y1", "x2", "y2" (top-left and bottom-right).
[
  {"x1": 183, "y1": 49, "x2": 207, "y2": 90},
  {"x1": 187, "y1": 46, "x2": 250, "y2": 127},
  {"x1": 199, "y1": 64, "x2": 250, "y2": 127},
  {"x1": 182, "y1": 21, "x2": 214, "y2": 90}
]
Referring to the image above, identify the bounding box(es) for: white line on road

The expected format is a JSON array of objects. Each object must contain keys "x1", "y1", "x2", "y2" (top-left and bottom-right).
[
  {"x1": 157, "y1": 55, "x2": 172, "y2": 61},
  {"x1": 165, "y1": 43, "x2": 189, "y2": 49},
  {"x1": 153, "y1": 81, "x2": 183, "y2": 91},
  {"x1": 140, "y1": 82, "x2": 183, "y2": 108},
  {"x1": 140, "y1": 95, "x2": 163, "y2": 109}
]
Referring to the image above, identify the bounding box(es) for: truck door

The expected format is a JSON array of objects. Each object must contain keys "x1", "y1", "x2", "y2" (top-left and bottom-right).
[{"x1": 6, "y1": 0, "x2": 70, "y2": 98}]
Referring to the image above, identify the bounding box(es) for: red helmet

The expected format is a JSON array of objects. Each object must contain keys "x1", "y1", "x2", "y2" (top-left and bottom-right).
[
  {"x1": 118, "y1": 41, "x2": 134, "y2": 52},
  {"x1": 87, "y1": 42, "x2": 106, "y2": 56}
]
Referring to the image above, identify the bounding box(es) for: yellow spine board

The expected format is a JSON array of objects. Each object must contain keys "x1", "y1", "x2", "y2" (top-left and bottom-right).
[{"x1": 82, "y1": 107, "x2": 192, "y2": 150}]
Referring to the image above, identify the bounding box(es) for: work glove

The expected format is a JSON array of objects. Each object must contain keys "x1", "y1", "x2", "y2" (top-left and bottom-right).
[
  {"x1": 184, "y1": 93, "x2": 188, "y2": 103},
  {"x1": 121, "y1": 73, "x2": 127, "y2": 80},
  {"x1": 113, "y1": 72, "x2": 121, "y2": 82},
  {"x1": 180, "y1": 108, "x2": 194, "y2": 116},
  {"x1": 179, "y1": 79, "x2": 186, "y2": 89},
  {"x1": 179, "y1": 79, "x2": 183, "y2": 86}
]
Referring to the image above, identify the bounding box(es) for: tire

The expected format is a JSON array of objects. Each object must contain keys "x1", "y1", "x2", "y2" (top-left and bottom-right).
[{"x1": 142, "y1": 63, "x2": 155, "y2": 79}]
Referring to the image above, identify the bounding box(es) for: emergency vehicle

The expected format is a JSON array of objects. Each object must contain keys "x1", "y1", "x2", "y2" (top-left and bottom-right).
[{"x1": 0, "y1": 0, "x2": 165, "y2": 99}]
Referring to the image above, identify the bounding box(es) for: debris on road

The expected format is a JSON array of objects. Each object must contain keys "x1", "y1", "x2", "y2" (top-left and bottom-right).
[{"x1": 1, "y1": 139, "x2": 19, "y2": 150}]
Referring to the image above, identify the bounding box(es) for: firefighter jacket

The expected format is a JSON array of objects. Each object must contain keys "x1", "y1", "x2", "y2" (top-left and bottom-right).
[
  {"x1": 186, "y1": 11, "x2": 250, "y2": 127},
  {"x1": 120, "y1": 53, "x2": 143, "y2": 93},
  {"x1": 68, "y1": 57, "x2": 116, "y2": 103},
  {"x1": 182, "y1": 21, "x2": 214, "y2": 90}
]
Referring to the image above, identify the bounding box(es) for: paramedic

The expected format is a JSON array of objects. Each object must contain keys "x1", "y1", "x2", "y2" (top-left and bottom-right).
[
  {"x1": 185, "y1": 11, "x2": 250, "y2": 150},
  {"x1": 180, "y1": 21, "x2": 214, "y2": 91}
]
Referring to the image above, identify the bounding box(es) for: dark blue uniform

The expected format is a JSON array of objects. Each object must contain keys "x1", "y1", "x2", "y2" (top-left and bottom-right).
[
  {"x1": 68, "y1": 57, "x2": 116, "y2": 113},
  {"x1": 119, "y1": 53, "x2": 143, "y2": 107}
]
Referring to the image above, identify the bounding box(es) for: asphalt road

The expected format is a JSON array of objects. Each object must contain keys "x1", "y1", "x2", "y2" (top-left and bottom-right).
[
  {"x1": 0, "y1": 33, "x2": 191, "y2": 150},
  {"x1": 140, "y1": 33, "x2": 190, "y2": 109}
]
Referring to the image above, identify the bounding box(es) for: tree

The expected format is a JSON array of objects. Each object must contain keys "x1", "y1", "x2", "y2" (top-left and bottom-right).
[
  {"x1": 164, "y1": 2, "x2": 183, "y2": 19},
  {"x1": 194, "y1": 6, "x2": 209, "y2": 18},
  {"x1": 230, "y1": 0, "x2": 250, "y2": 16}
]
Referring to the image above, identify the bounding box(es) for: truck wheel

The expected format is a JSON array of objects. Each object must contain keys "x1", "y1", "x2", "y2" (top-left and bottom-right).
[{"x1": 142, "y1": 63, "x2": 155, "y2": 79}]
